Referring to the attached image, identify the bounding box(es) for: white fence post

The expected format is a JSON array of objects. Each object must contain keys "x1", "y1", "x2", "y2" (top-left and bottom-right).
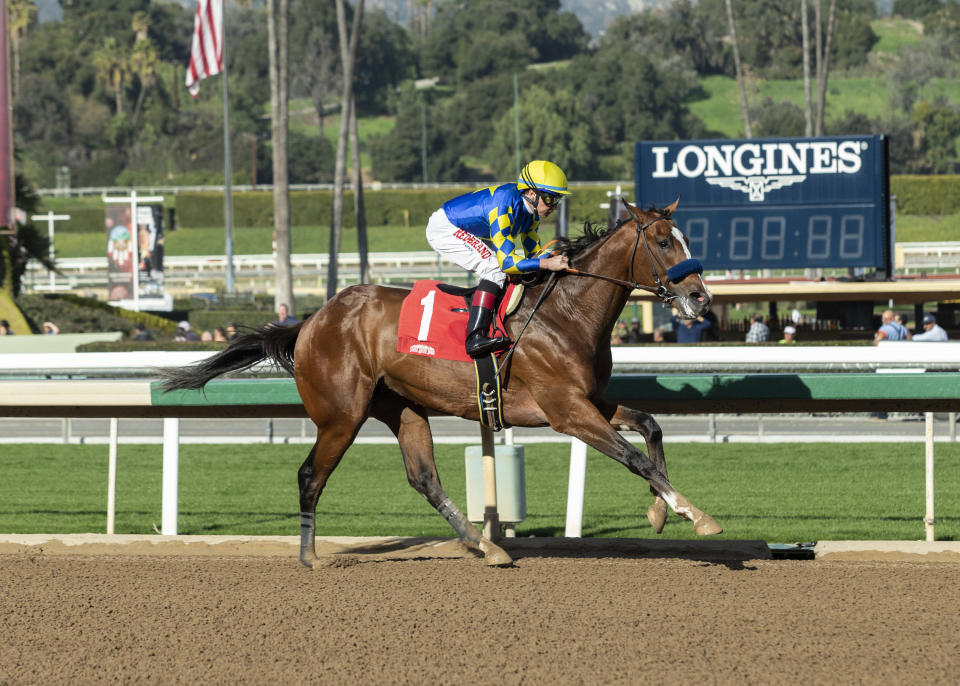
[
  {"x1": 161, "y1": 418, "x2": 180, "y2": 535},
  {"x1": 565, "y1": 439, "x2": 588, "y2": 537}
]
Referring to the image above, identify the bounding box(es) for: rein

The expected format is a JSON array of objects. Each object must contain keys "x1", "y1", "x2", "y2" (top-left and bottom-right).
[{"x1": 563, "y1": 215, "x2": 680, "y2": 304}]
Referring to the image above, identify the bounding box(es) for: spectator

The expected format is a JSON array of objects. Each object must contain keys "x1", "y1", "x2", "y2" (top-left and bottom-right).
[
  {"x1": 791, "y1": 308, "x2": 803, "y2": 325},
  {"x1": 874, "y1": 309, "x2": 910, "y2": 345},
  {"x1": 200, "y1": 330, "x2": 214, "y2": 342},
  {"x1": 778, "y1": 326, "x2": 797, "y2": 344},
  {"x1": 670, "y1": 313, "x2": 712, "y2": 343},
  {"x1": 745, "y1": 313, "x2": 769, "y2": 343},
  {"x1": 174, "y1": 320, "x2": 201, "y2": 342},
  {"x1": 42, "y1": 321, "x2": 60, "y2": 335},
  {"x1": 213, "y1": 327, "x2": 228, "y2": 342},
  {"x1": 0, "y1": 319, "x2": 12, "y2": 335},
  {"x1": 225, "y1": 322, "x2": 239, "y2": 340},
  {"x1": 275, "y1": 303, "x2": 299, "y2": 327},
  {"x1": 615, "y1": 319, "x2": 631, "y2": 343},
  {"x1": 629, "y1": 318, "x2": 642, "y2": 342},
  {"x1": 871, "y1": 309, "x2": 911, "y2": 421},
  {"x1": 652, "y1": 327, "x2": 666, "y2": 343},
  {"x1": 133, "y1": 323, "x2": 154, "y2": 341},
  {"x1": 913, "y1": 313, "x2": 948, "y2": 342}
]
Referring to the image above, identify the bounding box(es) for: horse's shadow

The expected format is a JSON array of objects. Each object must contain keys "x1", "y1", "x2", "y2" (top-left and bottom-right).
[{"x1": 318, "y1": 535, "x2": 770, "y2": 567}]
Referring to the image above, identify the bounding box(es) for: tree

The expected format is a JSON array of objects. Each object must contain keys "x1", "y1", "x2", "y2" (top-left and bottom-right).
[
  {"x1": 420, "y1": 0, "x2": 588, "y2": 84},
  {"x1": 725, "y1": 0, "x2": 752, "y2": 136},
  {"x1": 368, "y1": 86, "x2": 466, "y2": 182},
  {"x1": 129, "y1": 39, "x2": 159, "y2": 128},
  {"x1": 289, "y1": 0, "x2": 339, "y2": 134},
  {"x1": 267, "y1": 0, "x2": 293, "y2": 312},
  {"x1": 0, "y1": 174, "x2": 51, "y2": 300},
  {"x1": 92, "y1": 37, "x2": 129, "y2": 115},
  {"x1": 802, "y1": 0, "x2": 813, "y2": 136},
  {"x1": 913, "y1": 101, "x2": 960, "y2": 173},
  {"x1": 328, "y1": 0, "x2": 365, "y2": 301},
  {"x1": 487, "y1": 85, "x2": 599, "y2": 180},
  {"x1": 750, "y1": 97, "x2": 806, "y2": 137},
  {"x1": 887, "y1": 38, "x2": 954, "y2": 114},
  {"x1": 8, "y1": 0, "x2": 36, "y2": 99},
  {"x1": 814, "y1": 0, "x2": 837, "y2": 136}
]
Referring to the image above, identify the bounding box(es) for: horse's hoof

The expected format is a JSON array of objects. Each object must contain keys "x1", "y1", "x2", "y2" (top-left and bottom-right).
[
  {"x1": 481, "y1": 542, "x2": 513, "y2": 566},
  {"x1": 693, "y1": 512, "x2": 723, "y2": 536},
  {"x1": 647, "y1": 499, "x2": 667, "y2": 533},
  {"x1": 299, "y1": 551, "x2": 318, "y2": 568}
]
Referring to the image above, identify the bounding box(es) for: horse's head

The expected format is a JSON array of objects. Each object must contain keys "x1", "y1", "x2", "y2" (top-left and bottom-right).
[{"x1": 622, "y1": 198, "x2": 712, "y2": 318}]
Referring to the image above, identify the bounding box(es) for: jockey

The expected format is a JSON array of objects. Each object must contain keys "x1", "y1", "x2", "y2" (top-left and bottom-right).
[{"x1": 425, "y1": 160, "x2": 571, "y2": 358}]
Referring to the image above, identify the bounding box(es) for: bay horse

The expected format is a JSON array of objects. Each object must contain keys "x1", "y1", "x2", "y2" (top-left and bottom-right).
[{"x1": 160, "y1": 198, "x2": 721, "y2": 567}]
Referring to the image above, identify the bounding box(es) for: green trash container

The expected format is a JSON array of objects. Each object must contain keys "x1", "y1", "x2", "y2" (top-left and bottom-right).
[{"x1": 464, "y1": 444, "x2": 526, "y2": 525}]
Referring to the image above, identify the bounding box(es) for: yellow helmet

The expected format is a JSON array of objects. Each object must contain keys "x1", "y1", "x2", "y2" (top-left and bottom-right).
[{"x1": 517, "y1": 160, "x2": 571, "y2": 196}]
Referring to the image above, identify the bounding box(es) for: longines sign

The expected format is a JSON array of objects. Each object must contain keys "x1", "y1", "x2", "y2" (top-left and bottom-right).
[{"x1": 635, "y1": 136, "x2": 891, "y2": 271}]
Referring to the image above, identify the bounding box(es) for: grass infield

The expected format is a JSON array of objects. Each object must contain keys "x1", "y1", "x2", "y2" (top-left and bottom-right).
[{"x1": 2, "y1": 442, "x2": 957, "y2": 543}]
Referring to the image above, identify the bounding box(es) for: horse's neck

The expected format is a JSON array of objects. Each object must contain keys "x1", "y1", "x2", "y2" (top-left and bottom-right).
[{"x1": 559, "y1": 225, "x2": 637, "y2": 337}]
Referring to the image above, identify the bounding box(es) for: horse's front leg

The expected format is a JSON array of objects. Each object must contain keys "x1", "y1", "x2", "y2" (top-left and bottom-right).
[
  {"x1": 599, "y1": 402, "x2": 669, "y2": 533},
  {"x1": 549, "y1": 395, "x2": 721, "y2": 536}
]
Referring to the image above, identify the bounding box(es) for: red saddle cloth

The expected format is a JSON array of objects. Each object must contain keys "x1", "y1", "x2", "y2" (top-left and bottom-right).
[{"x1": 397, "y1": 280, "x2": 515, "y2": 362}]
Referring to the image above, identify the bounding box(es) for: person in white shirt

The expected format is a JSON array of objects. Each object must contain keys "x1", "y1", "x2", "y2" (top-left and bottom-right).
[{"x1": 913, "y1": 313, "x2": 948, "y2": 341}]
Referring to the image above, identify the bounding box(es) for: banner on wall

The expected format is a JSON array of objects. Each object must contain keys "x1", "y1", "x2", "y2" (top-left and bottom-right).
[
  {"x1": 106, "y1": 204, "x2": 165, "y2": 303},
  {"x1": 136, "y1": 204, "x2": 165, "y2": 297}
]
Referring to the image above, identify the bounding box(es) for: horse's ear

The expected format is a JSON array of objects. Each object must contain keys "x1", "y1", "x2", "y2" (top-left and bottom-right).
[
  {"x1": 664, "y1": 196, "x2": 681, "y2": 217},
  {"x1": 620, "y1": 196, "x2": 644, "y2": 220}
]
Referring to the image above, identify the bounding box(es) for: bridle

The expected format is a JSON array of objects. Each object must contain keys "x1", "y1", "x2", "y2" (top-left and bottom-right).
[{"x1": 564, "y1": 214, "x2": 704, "y2": 306}]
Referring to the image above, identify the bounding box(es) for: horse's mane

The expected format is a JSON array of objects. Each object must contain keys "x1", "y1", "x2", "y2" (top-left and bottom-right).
[{"x1": 559, "y1": 206, "x2": 667, "y2": 257}]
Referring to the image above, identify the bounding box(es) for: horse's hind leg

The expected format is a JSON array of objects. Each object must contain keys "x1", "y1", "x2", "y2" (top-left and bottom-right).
[
  {"x1": 371, "y1": 392, "x2": 512, "y2": 566},
  {"x1": 601, "y1": 402, "x2": 669, "y2": 533},
  {"x1": 298, "y1": 422, "x2": 362, "y2": 568}
]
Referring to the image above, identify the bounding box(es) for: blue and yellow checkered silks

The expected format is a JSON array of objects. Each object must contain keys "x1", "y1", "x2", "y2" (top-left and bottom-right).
[{"x1": 442, "y1": 183, "x2": 543, "y2": 274}]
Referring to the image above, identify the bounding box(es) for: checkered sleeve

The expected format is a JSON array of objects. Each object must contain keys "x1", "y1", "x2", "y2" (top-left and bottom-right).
[{"x1": 487, "y1": 203, "x2": 540, "y2": 274}]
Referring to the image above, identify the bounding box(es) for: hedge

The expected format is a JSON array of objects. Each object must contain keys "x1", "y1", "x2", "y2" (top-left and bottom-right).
[{"x1": 37, "y1": 176, "x2": 959, "y2": 235}]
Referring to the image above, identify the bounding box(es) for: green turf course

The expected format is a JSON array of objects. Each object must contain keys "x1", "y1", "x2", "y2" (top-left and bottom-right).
[{"x1": 2, "y1": 441, "x2": 956, "y2": 542}]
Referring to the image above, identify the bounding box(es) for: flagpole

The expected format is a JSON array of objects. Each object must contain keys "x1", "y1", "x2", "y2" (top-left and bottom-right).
[{"x1": 221, "y1": 2, "x2": 235, "y2": 294}]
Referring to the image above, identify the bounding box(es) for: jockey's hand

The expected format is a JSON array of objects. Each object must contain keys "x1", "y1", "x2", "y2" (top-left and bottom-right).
[{"x1": 539, "y1": 253, "x2": 569, "y2": 271}]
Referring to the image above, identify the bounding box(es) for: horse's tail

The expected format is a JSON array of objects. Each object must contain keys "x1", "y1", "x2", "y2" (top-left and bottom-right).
[{"x1": 158, "y1": 322, "x2": 303, "y2": 392}]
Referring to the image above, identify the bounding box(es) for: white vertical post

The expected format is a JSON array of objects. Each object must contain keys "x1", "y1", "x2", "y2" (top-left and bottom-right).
[
  {"x1": 106, "y1": 417, "x2": 118, "y2": 535},
  {"x1": 30, "y1": 211, "x2": 70, "y2": 292},
  {"x1": 565, "y1": 438, "x2": 588, "y2": 537},
  {"x1": 480, "y1": 425, "x2": 499, "y2": 541},
  {"x1": 925, "y1": 412, "x2": 935, "y2": 543},
  {"x1": 161, "y1": 417, "x2": 180, "y2": 535}
]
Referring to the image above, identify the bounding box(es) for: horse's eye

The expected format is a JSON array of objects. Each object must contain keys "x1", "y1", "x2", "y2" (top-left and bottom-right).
[{"x1": 658, "y1": 238, "x2": 670, "y2": 249}]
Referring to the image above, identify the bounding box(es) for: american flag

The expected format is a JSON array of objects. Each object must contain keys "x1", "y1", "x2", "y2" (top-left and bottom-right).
[{"x1": 185, "y1": 0, "x2": 222, "y2": 97}]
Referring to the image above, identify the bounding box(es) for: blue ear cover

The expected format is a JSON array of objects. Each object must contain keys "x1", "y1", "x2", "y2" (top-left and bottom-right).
[{"x1": 666, "y1": 258, "x2": 704, "y2": 283}]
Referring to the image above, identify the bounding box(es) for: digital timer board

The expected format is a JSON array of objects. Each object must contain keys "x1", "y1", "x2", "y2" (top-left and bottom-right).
[{"x1": 634, "y1": 135, "x2": 891, "y2": 272}]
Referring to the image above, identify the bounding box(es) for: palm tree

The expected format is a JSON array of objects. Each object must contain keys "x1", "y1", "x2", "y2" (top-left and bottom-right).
[
  {"x1": 8, "y1": 0, "x2": 36, "y2": 100},
  {"x1": 724, "y1": 0, "x2": 751, "y2": 137},
  {"x1": 328, "y1": 0, "x2": 365, "y2": 300},
  {"x1": 268, "y1": 0, "x2": 293, "y2": 311},
  {"x1": 92, "y1": 37, "x2": 129, "y2": 115},
  {"x1": 815, "y1": 0, "x2": 837, "y2": 136},
  {"x1": 802, "y1": 0, "x2": 813, "y2": 136},
  {"x1": 129, "y1": 39, "x2": 158, "y2": 127}
]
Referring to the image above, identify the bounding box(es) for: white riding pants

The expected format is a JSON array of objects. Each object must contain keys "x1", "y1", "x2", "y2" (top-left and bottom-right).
[{"x1": 425, "y1": 208, "x2": 506, "y2": 287}]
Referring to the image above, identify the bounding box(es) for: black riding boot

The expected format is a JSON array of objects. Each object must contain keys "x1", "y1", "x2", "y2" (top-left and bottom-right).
[{"x1": 465, "y1": 281, "x2": 511, "y2": 358}]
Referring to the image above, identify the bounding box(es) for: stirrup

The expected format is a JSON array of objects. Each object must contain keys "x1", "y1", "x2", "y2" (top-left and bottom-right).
[{"x1": 466, "y1": 334, "x2": 511, "y2": 358}]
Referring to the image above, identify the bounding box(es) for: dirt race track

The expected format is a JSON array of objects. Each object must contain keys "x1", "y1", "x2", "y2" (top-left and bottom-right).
[{"x1": 2, "y1": 537, "x2": 959, "y2": 685}]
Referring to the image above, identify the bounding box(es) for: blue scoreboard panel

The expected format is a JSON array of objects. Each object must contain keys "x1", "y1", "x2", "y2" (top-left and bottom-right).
[{"x1": 634, "y1": 135, "x2": 890, "y2": 272}]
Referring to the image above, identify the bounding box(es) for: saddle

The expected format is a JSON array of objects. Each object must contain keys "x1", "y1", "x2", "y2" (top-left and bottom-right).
[{"x1": 396, "y1": 280, "x2": 525, "y2": 432}]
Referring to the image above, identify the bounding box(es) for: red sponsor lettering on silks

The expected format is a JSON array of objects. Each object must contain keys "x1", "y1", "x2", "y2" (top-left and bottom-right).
[{"x1": 454, "y1": 229, "x2": 492, "y2": 259}]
